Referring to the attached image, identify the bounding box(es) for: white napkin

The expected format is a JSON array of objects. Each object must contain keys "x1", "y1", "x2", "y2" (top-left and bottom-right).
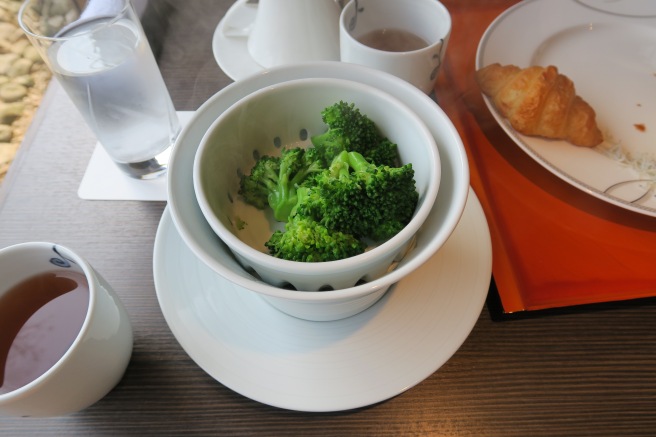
[{"x1": 77, "y1": 111, "x2": 193, "y2": 201}]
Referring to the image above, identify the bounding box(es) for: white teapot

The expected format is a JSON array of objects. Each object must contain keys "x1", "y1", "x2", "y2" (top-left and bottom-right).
[{"x1": 246, "y1": 0, "x2": 343, "y2": 68}]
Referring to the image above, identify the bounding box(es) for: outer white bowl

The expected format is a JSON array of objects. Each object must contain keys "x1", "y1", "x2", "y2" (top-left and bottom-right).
[
  {"x1": 193, "y1": 77, "x2": 440, "y2": 291},
  {"x1": 167, "y1": 61, "x2": 469, "y2": 321}
]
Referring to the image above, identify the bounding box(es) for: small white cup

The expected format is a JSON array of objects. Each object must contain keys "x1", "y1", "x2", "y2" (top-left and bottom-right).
[
  {"x1": 0, "y1": 242, "x2": 133, "y2": 417},
  {"x1": 339, "y1": 0, "x2": 451, "y2": 95},
  {"x1": 246, "y1": 0, "x2": 342, "y2": 68}
]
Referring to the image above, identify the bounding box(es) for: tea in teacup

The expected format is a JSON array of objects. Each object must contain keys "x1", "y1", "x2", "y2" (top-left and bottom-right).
[
  {"x1": 0, "y1": 242, "x2": 133, "y2": 417},
  {"x1": 357, "y1": 28, "x2": 429, "y2": 52},
  {"x1": 0, "y1": 270, "x2": 89, "y2": 395},
  {"x1": 340, "y1": 0, "x2": 451, "y2": 94}
]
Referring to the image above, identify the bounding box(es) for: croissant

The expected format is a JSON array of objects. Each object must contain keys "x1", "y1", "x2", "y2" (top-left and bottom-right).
[{"x1": 475, "y1": 63, "x2": 603, "y2": 147}]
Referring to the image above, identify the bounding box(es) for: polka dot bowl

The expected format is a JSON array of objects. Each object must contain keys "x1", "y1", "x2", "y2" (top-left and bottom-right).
[{"x1": 192, "y1": 77, "x2": 441, "y2": 293}]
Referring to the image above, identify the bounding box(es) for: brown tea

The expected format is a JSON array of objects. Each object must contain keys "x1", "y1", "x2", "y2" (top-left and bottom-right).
[
  {"x1": 357, "y1": 28, "x2": 429, "y2": 52},
  {"x1": 0, "y1": 270, "x2": 89, "y2": 395}
]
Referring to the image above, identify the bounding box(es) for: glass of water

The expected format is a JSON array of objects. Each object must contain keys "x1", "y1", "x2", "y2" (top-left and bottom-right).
[{"x1": 18, "y1": 0, "x2": 180, "y2": 180}]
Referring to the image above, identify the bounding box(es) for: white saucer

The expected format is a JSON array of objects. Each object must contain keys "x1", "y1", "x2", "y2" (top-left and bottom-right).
[
  {"x1": 153, "y1": 189, "x2": 491, "y2": 412},
  {"x1": 212, "y1": 0, "x2": 263, "y2": 80}
]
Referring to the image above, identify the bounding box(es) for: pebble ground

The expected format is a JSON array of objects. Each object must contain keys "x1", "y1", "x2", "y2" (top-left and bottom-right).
[{"x1": 0, "y1": 0, "x2": 51, "y2": 184}]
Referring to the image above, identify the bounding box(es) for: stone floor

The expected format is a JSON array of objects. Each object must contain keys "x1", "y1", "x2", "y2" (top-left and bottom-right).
[{"x1": 0, "y1": 0, "x2": 51, "y2": 184}]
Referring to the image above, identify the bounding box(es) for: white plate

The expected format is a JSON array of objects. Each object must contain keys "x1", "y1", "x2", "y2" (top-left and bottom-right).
[
  {"x1": 476, "y1": 0, "x2": 656, "y2": 216},
  {"x1": 212, "y1": 0, "x2": 263, "y2": 80},
  {"x1": 153, "y1": 187, "x2": 491, "y2": 412}
]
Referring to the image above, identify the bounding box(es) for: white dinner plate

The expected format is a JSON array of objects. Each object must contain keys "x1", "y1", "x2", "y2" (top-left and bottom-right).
[
  {"x1": 212, "y1": 0, "x2": 263, "y2": 80},
  {"x1": 476, "y1": 0, "x2": 656, "y2": 216},
  {"x1": 153, "y1": 187, "x2": 491, "y2": 412}
]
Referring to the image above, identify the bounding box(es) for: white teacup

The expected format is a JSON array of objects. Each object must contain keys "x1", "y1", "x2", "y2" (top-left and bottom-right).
[
  {"x1": 339, "y1": 0, "x2": 451, "y2": 95},
  {"x1": 246, "y1": 0, "x2": 342, "y2": 68},
  {"x1": 0, "y1": 242, "x2": 133, "y2": 417}
]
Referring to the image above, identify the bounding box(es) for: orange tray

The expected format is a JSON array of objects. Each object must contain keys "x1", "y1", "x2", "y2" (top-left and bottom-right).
[{"x1": 436, "y1": 0, "x2": 656, "y2": 316}]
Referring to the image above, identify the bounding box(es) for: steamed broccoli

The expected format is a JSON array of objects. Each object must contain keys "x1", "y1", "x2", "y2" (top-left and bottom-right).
[
  {"x1": 238, "y1": 147, "x2": 324, "y2": 222},
  {"x1": 293, "y1": 150, "x2": 418, "y2": 241},
  {"x1": 310, "y1": 101, "x2": 399, "y2": 167},
  {"x1": 238, "y1": 102, "x2": 419, "y2": 264},
  {"x1": 265, "y1": 215, "x2": 366, "y2": 262},
  {"x1": 238, "y1": 155, "x2": 279, "y2": 210}
]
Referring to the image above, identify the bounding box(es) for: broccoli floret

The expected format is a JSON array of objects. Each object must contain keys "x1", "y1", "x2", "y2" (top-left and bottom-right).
[
  {"x1": 239, "y1": 102, "x2": 418, "y2": 264},
  {"x1": 265, "y1": 215, "x2": 365, "y2": 262},
  {"x1": 294, "y1": 151, "x2": 418, "y2": 241},
  {"x1": 310, "y1": 101, "x2": 399, "y2": 167},
  {"x1": 238, "y1": 147, "x2": 324, "y2": 222},
  {"x1": 238, "y1": 155, "x2": 280, "y2": 210}
]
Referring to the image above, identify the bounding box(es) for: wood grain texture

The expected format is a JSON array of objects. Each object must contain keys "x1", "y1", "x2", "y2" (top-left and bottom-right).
[{"x1": 1, "y1": 1, "x2": 655, "y2": 435}]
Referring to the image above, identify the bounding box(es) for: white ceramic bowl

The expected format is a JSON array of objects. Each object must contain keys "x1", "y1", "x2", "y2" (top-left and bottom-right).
[
  {"x1": 167, "y1": 62, "x2": 469, "y2": 321},
  {"x1": 193, "y1": 77, "x2": 440, "y2": 291}
]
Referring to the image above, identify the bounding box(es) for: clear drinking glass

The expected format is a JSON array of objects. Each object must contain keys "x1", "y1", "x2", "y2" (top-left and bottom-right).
[{"x1": 18, "y1": 0, "x2": 180, "y2": 179}]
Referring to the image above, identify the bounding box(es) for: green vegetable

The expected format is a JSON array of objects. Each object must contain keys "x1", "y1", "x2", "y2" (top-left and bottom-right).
[
  {"x1": 294, "y1": 151, "x2": 418, "y2": 241},
  {"x1": 238, "y1": 147, "x2": 324, "y2": 222},
  {"x1": 265, "y1": 215, "x2": 365, "y2": 262},
  {"x1": 310, "y1": 101, "x2": 399, "y2": 167},
  {"x1": 239, "y1": 102, "x2": 419, "y2": 263}
]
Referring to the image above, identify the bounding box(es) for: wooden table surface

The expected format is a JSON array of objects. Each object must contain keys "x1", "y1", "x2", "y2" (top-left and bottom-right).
[{"x1": 1, "y1": 1, "x2": 655, "y2": 435}]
